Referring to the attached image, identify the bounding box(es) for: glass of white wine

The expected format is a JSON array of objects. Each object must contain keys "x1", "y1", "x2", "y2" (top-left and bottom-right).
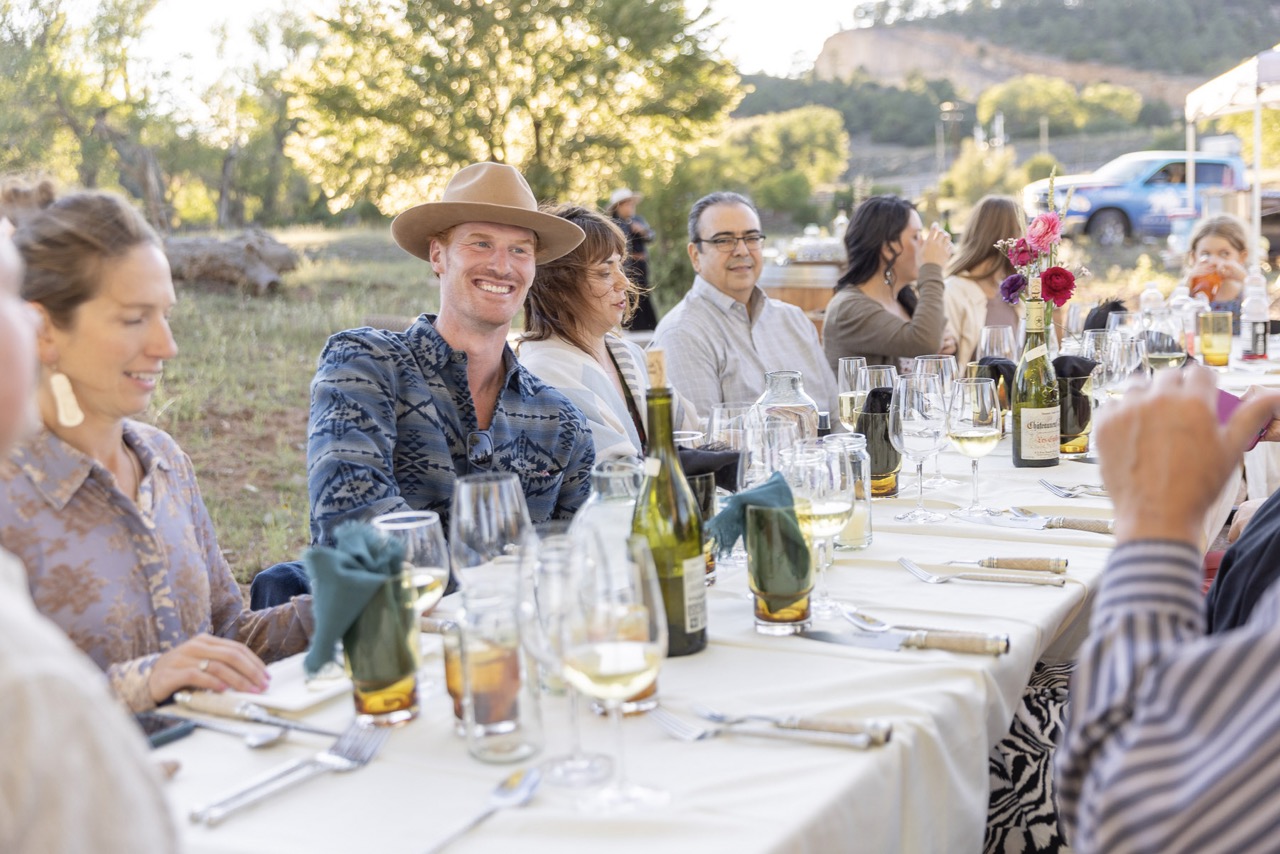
[
  {"x1": 561, "y1": 535, "x2": 668, "y2": 812},
  {"x1": 888, "y1": 374, "x2": 948, "y2": 523},
  {"x1": 1141, "y1": 309, "x2": 1187, "y2": 372},
  {"x1": 836, "y1": 357, "x2": 868, "y2": 431},
  {"x1": 946, "y1": 378, "x2": 1002, "y2": 517},
  {"x1": 779, "y1": 441, "x2": 854, "y2": 619},
  {"x1": 372, "y1": 510, "x2": 451, "y2": 615}
]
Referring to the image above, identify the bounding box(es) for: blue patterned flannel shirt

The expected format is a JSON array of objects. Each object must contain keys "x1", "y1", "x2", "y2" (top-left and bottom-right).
[{"x1": 308, "y1": 315, "x2": 594, "y2": 544}]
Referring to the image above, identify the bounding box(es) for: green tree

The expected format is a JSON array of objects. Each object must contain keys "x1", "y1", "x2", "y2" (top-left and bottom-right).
[
  {"x1": 290, "y1": 0, "x2": 740, "y2": 212},
  {"x1": 940, "y1": 139, "x2": 1019, "y2": 206},
  {"x1": 977, "y1": 75, "x2": 1082, "y2": 138},
  {"x1": 1079, "y1": 83, "x2": 1143, "y2": 132},
  {"x1": 722, "y1": 106, "x2": 850, "y2": 189}
]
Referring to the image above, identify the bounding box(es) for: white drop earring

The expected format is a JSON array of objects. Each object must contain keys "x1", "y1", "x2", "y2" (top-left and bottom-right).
[{"x1": 49, "y1": 371, "x2": 84, "y2": 428}]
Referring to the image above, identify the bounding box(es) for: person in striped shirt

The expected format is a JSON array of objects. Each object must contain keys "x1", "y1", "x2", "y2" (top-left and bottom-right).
[{"x1": 1056, "y1": 366, "x2": 1280, "y2": 853}]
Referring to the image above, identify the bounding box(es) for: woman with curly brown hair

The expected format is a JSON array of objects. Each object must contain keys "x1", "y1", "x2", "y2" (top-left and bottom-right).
[{"x1": 518, "y1": 203, "x2": 695, "y2": 458}]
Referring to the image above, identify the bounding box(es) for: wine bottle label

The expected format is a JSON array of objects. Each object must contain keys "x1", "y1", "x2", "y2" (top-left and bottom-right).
[
  {"x1": 682, "y1": 555, "x2": 707, "y2": 632},
  {"x1": 643, "y1": 456, "x2": 661, "y2": 477},
  {"x1": 1018, "y1": 407, "x2": 1060, "y2": 461},
  {"x1": 1023, "y1": 344, "x2": 1047, "y2": 361}
]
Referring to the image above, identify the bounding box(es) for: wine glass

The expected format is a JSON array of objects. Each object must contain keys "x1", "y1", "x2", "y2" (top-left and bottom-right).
[
  {"x1": 779, "y1": 440, "x2": 854, "y2": 619},
  {"x1": 1102, "y1": 335, "x2": 1148, "y2": 400},
  {"x1": 977, "y1": 325, "x2": 1017, "y2": 362},
  {"x1": 737, "y1": 419, "x2": 800, "y2": 492},
  {"x1": 888, "y1": 374, "x2": 948, "y2": 523},
  {"x1": 1141, "y1": 309, "x2": 1187, "y2": 372},
  {"x1": 450, "y1": 472, "x2": 533, "y2": 601},
  {"x1": 561, "y1": 535, "x2": 668, "y2": 812},
  {"x1": 706, "y1": 402, "x2": 755, "y2": 450},
  {"x1": 836, "y1": 357, "x2": 868, "y2": 432},
  {"x1": 372, "y1": 510, "x2": 451, "y2": 615},
  {"x1": 946, "y1": 379, "x2": 1002, "y2": 517},
  {"x1": 517, "y1": 522, "x2": 612, "y2": 787},
  {"x1": 1106, "y1": 310, "x2": 1141, "y2": 337},
  {"x1": 912, "y1": 355, "x2": 960, "y2": 488},
  {"x1": 860, "y1": 365, "x2": 899, "y2": 396}
]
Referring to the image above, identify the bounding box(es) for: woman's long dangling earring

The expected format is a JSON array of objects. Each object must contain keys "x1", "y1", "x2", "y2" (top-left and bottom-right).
[
  {"x1": 884, "y1": 266, "x2": 895, "y2": 288},
  {"x1": 50, "y1": 371, "x2": 84, "y2": 428}
]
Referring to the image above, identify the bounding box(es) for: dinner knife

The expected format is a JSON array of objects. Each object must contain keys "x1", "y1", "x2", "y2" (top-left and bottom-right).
[
  {"x1": 173, "y1": 691, "x2": 342, "y2": 738},
  {"x1": 800, "y1": 627, "x2": 1010, "y2": 656},
  {"x1": 970, "y1": 509, "x2": 1113, "y2": 535},
  {"x1": 946, "y1": 557, "x2": 1068, "y2": 573}
]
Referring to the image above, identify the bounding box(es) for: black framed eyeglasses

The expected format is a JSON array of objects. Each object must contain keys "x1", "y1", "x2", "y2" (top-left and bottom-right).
[
  {"x1": 467, "y1": 430, "x2": 493, "y2": 471},
  {"x1": 693, "y1": 233, "x2": 766, "y2": 253}
]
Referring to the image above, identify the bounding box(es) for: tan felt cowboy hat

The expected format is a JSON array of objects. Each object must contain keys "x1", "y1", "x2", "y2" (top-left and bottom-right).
[{"x1": 391, "y1": 162, "x2": 585, "y2": 263}]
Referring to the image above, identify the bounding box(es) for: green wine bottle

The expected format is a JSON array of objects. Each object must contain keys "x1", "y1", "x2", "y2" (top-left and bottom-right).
[
  {"x1": 1012, "y1": 279, "x2": 1060, "y2": 468},
  {"x1": 632, "y1": 386, "x2": 707, "y2": 657}
]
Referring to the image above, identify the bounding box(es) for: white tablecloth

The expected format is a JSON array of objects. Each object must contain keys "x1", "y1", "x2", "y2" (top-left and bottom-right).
[{"x1": 162, "y1": 440, "x2": 1228, "y2": 854}]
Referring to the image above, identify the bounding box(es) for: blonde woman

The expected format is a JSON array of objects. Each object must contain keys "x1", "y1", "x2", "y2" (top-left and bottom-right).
[{"x1": 943, "y1": 195, "x2": 1027, "y2": 366}]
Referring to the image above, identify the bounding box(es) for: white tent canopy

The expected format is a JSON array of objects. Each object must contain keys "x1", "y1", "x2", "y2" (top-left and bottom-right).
[{"x1": 1184, "y1": 43, "x2": 1280, "y2": 267}]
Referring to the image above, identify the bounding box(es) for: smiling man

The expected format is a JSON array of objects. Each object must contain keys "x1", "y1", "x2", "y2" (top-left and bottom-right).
[
  {"x1": 649, "y1": 192, "x2": 837, "y2": 417},
  {"x1": 305, "y1": 162, "x2": 594, "y2": 547}
]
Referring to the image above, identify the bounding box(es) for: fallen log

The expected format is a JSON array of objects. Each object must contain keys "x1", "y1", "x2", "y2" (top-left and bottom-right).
[{"x1": 165, "y1": 229, "x2": 297, "y2": 296}]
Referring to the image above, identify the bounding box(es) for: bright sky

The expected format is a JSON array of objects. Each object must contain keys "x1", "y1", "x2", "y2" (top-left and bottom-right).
[{"x1": 137, "y1": 0, "x2": 866, "y2": 89}]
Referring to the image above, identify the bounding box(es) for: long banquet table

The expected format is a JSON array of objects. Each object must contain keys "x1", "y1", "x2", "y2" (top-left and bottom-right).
[{"x1": 161, "y1": 433, "x2": 1237, "y2": 854}]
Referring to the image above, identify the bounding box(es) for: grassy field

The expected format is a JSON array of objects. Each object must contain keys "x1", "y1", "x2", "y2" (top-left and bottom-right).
[{"x1": 149, "y1": 227, "x2": 1176, "y2": 584}]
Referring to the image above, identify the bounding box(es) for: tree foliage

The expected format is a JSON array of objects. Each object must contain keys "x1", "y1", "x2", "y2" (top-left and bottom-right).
[
  {"x1": 721, "y1": 106, "x2": 850, "y2": 189},
  {"x1": 289, "y1": 0, "x2": 740, "y2": 212}
]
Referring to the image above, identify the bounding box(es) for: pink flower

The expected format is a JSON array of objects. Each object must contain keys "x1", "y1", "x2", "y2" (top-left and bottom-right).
[
  {"x1": 1039, "y1": 266, "x2": 1076, "y2": 307},
  {"x1": 1007, "y1": 237, "x2": 1035, "y2": 268},
  {"x1": 1025, "y1": 212, "x2": 1062, "y2": 255}
]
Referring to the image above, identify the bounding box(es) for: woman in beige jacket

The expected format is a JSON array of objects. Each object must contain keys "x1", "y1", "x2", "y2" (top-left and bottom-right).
[{"x1": 943, "y1": 195, "x2": 1026, "y2": 366}]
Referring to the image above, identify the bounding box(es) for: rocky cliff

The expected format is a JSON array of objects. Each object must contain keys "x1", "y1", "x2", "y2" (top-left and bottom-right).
[{"x1": 815, "y1": 27, "x2": 1203, "y2": 107}]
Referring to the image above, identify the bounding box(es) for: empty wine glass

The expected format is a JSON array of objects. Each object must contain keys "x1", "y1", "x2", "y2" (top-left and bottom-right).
[
  {"x1": 778, "y1": 440, "x2": 854, "y2": 619},
  {"x1": 836, "y1": 357, "x2": 868, "y2": 432},
  {"x1": 561, "y1": 535, "x2": 668, "y2": 812},
  {"x1": 860, "y1": 365, "x2": 899, "y2": 395},
  {"x1": 1106, "y1": 310, "x2": 1141, "y2": 337},
  {"x1": 706, "y1": 401, "x2": 755, "y2": 450},
  {"x1": 1141, "y1": 308, "x2": 1188, "y2": 372},
  {"x1": 946, "y1": 379, "x2": 1002, "y2": 517},
  {"x1": 913, "y1": 355, "x2": 960, "y2": 488},
  {"x1": 977, "y1": 325, "x2": 1017, "y2": 362},
  {"x1": 517, "y1": 522, "x2": 612, "y2": 788},
  {"x1": 888, "y1": 374, "x2": 948, "y2": 524},
  {"x1": 450, "y1": 472, "x2": 533, "y2": 602},
  {"x1": 1102, "y1": 335, "x2": 1148, "y2": 399},
  {"x1": 737, "y1": 419, "x2": 800, "y2": 492}
]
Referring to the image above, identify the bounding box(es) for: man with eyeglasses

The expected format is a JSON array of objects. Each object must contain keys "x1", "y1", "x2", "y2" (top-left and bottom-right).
[
  {"x1": 649, "y1": 191, "x2": 837, "y2": 419},
  {"x1": 302, "y1": 161, "x2": 595, "y2": 553}
]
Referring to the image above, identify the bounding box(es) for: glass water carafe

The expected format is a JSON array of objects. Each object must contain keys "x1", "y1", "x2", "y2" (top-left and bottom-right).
[{"x1": 753, "y1": 370, "x2": 820, "y2": 440}]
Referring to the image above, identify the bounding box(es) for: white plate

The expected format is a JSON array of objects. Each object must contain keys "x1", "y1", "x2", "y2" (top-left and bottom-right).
[{"x1": 221, "y1": 651, "x2": 351, "y2": 713}]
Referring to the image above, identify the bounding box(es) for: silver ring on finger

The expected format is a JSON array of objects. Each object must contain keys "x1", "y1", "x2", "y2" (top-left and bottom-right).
[{"x1": 198, "y1": 658, "x2": 211, "y2": 672}]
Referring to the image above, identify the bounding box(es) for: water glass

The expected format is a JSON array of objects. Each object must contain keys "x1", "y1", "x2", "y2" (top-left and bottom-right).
[
  {"x1": 745, "y1": 505, "x2": 813, "y2": 635},
  {"x1": 706, "y1": 402, "x2": 755, "y2": 450},
  {"x1": 889, "y1": 374, "x2": 947, "y2": 523},
  {"x1": 1199, "y1": 311, "x2": 1233, "y2": 368},
  {"x1": 344, "y1": 570, "x2": 420, "y2": 727}
]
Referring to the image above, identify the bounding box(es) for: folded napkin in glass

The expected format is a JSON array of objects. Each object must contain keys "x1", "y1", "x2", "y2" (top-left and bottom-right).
[
  {"x1": 704, "y1": 471, "x2": 794, "y2": 557},
  {"x1": 301, "y1": 521, "x2": 406, "y2": 677}
]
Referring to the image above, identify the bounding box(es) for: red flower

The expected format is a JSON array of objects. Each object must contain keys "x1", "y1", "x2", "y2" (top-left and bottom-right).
[
  {"x1": 1026, "y1": 212, "x2": 1062, "y2": 254},
  {"x1": 1039, "y1": 266, "x2": 1076, "y2": 307},
  {"x1": 1007, "y1": 237, "x2": 1035, "y2": 268}
]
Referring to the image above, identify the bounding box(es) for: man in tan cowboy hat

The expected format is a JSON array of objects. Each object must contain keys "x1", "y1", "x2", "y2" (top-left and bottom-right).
[{"x1": 294, "y1": 163, "x2": 593, "y2": 579}]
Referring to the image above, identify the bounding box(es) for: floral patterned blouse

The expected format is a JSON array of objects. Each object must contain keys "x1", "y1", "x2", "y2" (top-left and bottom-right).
[{"x1": 0, "y1": 421, "x2": 313, "y2": 711}]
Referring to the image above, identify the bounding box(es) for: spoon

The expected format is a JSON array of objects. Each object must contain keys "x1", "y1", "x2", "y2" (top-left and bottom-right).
[
  {"x1": 189, "y1": 719, "x2": 288, "y2": 749},
  {"x1": 425, "y1": 766, "x2": 542, "y2": 853}
]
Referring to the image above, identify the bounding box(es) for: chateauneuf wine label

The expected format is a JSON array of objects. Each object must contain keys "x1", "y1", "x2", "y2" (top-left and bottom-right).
[
  {"x1": 1019, "y1": 407, "x2": 1060, "y2": 460},
  {"x1": 682, "y1": 556, "x2": 707, "y2": 632}
]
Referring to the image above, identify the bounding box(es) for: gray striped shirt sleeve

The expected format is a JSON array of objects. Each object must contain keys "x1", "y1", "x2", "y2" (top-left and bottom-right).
[{"x1": 1056, "y1": 540, "x2": 1280, "y2": 853}]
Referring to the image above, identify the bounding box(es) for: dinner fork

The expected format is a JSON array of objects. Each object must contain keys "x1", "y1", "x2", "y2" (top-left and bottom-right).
[
  {"x1": 1038, "y1": 479, "x2": 1108, "y2": 499},
  {"x1": 898, "y1": 557, "x2": 1065, "y2": 587},
  {"x1": 650, "y1": 707, "x2": 719, "y2": 742},
  {"x1": 650, "y1": 706, "x2": 875, "y2": 748},
  {"x1": 190, "y1": 721, "x2": 390, "y2": 826}
]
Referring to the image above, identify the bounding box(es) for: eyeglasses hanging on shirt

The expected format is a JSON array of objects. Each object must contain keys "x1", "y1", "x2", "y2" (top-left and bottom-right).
[{"x1": 467, "y1": 430, "x2": 493, "y2": 472}]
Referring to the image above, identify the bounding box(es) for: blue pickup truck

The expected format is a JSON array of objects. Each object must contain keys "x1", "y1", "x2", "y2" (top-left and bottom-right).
[{"x1": 1021, "y1": 150, "x2": 1278, "y2": 248}]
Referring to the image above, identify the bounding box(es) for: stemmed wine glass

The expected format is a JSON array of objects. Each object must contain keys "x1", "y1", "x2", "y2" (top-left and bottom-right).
[
  {"x1": 778, "y1": 440, "x2": 854, "y2": 619},
  {"x1": 1101, "y1": 335, "x2": 1148, "y2": 400},
  {"x1": 372, "y1": 510, "x2": 451, "y2": 616},
  {"x1": 1106, "y1": 311, "x2": 1141, "y2": 337},
  {"x1": 737, "y1": 419, "x2": 800, "y2": 492},
  {"x1": 977, "y1": 325, "x2": 1017, "y2": 362},
  {"x1": 888, "y1": 374, "x2": 948, "y2": 523},
  {"x1": 450, "y1": 472, "x2": 533, "y2": 600},
  {"x1": 1079, "y1": 329, "x2": 1116, "y2": 457},
  {"x1": 706, "y1": 402, "x2": 755, "y2": 450},
  {"x1": 836, "y1": 357, "x2": 868, "y2": 432},
  {"x1": 945, "y1": 378, "x2": 1002, "y2": 517},
  {"x1": 912, "y1": 354, "x2": 960, "y2": 488},
  {"x1": 517, "y1": 522, "x2": 612, "y2": 788},
  {"x1": 560, "y1": 535, "x2": 668, "y2": 812},
  {"x1": 1141, "y1": 309, "x2": 1188, "y2": 372}
]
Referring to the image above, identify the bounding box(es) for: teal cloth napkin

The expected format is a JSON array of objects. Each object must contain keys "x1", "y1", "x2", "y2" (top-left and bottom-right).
[
  {"x1": 704, "y1": 471, "x2": 794, "y2": 557},
  {"x1": 302, "y1": 522, "x2": 405, "y2": 677}
]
